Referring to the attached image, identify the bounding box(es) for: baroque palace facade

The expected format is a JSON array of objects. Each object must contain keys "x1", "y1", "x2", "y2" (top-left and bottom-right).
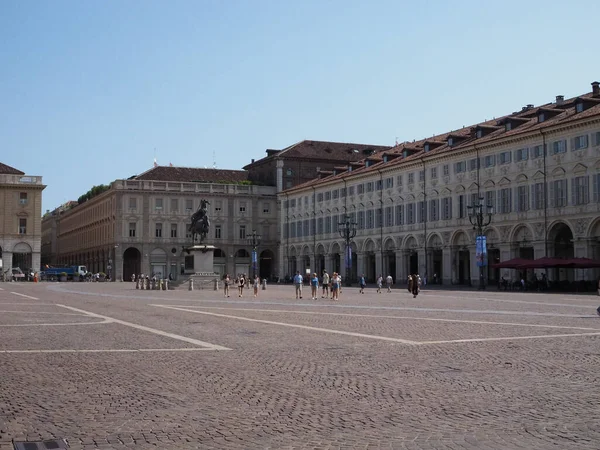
[
  {"x1": 0, "y1": 163, "x2": 45, "y2": 276},
  {"x1": 279, "y1": 81, "x2": 600, "y2": 286},
  {"x1": 47, "y1": 166, "x2": 278, "y2": 281}
]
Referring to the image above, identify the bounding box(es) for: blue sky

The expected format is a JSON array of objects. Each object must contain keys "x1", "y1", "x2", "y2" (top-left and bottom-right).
[{"x1": 1, "y1": 0, "x2": 599, "y2": 212}]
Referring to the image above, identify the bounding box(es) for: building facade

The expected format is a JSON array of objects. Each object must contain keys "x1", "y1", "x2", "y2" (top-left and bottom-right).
[
  {"x1": 279, "y1": 82, "x2": 600, "y2": 286},
  {"x1": 0, "y1": 163, "x2": 45, "y2": 275},
  {"x1": 46, "y1": 166, "x2": 278, "y2": 281}
]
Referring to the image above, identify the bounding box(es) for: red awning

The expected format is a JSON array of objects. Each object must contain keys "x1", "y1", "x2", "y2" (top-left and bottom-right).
[
  {"x1": 515, "y1": 257, "x2": 576, "y2": 269},
  {"x1": 491, "y1": 257, "x2": 533, "y2": 269}
]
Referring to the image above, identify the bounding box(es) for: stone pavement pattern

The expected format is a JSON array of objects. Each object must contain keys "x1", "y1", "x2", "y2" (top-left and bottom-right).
[{"x1": 1, "y1": 282, "x2": 600, "y2": 449}]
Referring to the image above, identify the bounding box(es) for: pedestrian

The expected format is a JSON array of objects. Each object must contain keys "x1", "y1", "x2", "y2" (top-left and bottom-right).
[
  {"x1": 223, "y1": 274, "x2": 230, "y2": 297},
  {"x1": 131, "y1": 274, "x2": 136, "y2": 283},
  {"x1": 412, "y1": 273, "x2": 420, "y2": 298},
  {"x1": 321, "y1": 270, "x2": 330, "y2": 298},
  {"x1": 238, "y1": 274, "x2": 245, "y2": 297},
  {"x1": 310, "y1": 273, "x2": 319, "y2": 299},
  {"x1": 359, "y1": 274, "x2": 366, "y2": 294},
  {"x1": 293, "y1": 271, "x2": 303, "y2": 299},
  {"x1": 376, "y1": 274, "x2": 383, "y2": 293},
  {"x1": 331, "y1": 272, "x2": 340, "y2": 300},
  {"x1": 386, "y1": 274, "x2": 393, "y2": 293},
  {"x1": 407, "y1": 274, "x2": 412, "y2": 293},
  {"x1": 253, "y1": 274, "x2": 260, "y2": 298}
]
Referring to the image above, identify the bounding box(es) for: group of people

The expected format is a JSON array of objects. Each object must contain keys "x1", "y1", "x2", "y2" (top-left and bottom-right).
[
  {"x1": 407, "y1": 274, "x2": 422, "y2": 298},
  {"x1": 292, "y1": 270, "x2": 343, "y2": 300},
  {"x1": 222, "y1": 273, "x2": 261, "y2": 298}
]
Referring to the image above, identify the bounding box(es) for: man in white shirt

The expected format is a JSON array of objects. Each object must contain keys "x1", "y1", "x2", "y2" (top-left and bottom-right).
[{"x1": 386, "y1": 275, "x2": 393, "y2": 292}]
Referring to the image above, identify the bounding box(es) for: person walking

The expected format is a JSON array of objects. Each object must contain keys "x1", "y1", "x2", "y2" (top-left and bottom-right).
[
  {"x1": 321, "y1": 270, "x2": 330, "y2": 298},
  {"x1": 376, "y1": 274, "x2": 383, "y2": 293},
  {"x1": 223, "y1": 274, "x2": 231, "y2": 297},
  {"x1": 310, "y1": 273, "x2": 319, "y2": 299},
  {"x1": 386, "y1": 274, "x2": 393, "y2": 293},
  {"x1": 293, "y1": 271, "x2": 303, "y2": 299},
  {"x1": 412, "y1": 273, "x2": 420, "y2": 298},
  {"x1": 331, "y1": 272, "x2": 340, "y2": 300},
  {"x1": 407, "y1": 274, "x2": 413, "y2": 293},
  {"x1": 253, "y1": 275, "x2": 260, "y2": 298},
  {"x1": 238, "y1": 274, "x2": 245, "y2": 297},
  {"x1": 359, "y1": 274, "x2": 366, "y2": 294}
]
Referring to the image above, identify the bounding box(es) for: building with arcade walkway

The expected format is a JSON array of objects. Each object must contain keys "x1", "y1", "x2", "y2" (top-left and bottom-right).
[{"x1": 279, "y1": 81, "x2": 600, "y2": 286}]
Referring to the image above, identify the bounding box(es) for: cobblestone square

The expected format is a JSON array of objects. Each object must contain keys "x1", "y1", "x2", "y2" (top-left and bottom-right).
[{"x1": 1, "y1": 282, "x2": 600, "y2": 449}]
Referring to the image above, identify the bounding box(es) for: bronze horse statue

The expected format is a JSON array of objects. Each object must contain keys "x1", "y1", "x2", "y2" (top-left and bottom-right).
[{"x1": 189, "y1": 199, "x2": 210, "y2": 243}]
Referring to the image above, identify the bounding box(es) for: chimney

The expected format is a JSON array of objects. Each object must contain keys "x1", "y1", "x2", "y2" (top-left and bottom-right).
[
  {"x1": 251, "y1": 158, "x2": 255, "y2": 163},
  {"x1": 555, "y1": 95, "x2": 564, "y2": 104},
  {"x1": 592, "y1": 81, "x2": 600, "y2": 96}
]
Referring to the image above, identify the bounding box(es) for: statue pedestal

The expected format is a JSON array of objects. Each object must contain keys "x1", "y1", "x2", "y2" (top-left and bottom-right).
[{"x1": 184, "y1": 244, "x2": 219, "y2": 288}]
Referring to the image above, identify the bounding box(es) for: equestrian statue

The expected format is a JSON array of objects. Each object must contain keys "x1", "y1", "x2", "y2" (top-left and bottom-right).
[{"x1": 189, "y1": 199, "x2": 210, "y2": 243}]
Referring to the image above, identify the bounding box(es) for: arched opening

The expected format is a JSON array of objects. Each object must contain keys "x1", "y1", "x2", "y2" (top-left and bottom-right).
[
  {"x1": 404, "y1": 236, "x2": 419, "y2": 278},
  {"x1": 235, "y1": 248, "x2": 250, "y2": 277},
  {"x1": 427, "y1": 234, "x2": 443, "y2": 284},
  {"x1": 363, "y1": 240, "x2": 377, "y2": 282},
  {"x1": 451, "y1": 231, "x2": 470, "y2": 285},
  {"x1": 123, "y1": 247, "x2": 141, "y2": 281},
  {"x1": 330, "y1": 243, "x2": 341, "y2": 276},
  {"x1": 549, "y1": 222, "x2": 575, "y2": 283},
  {"x1": 315, "y1": 245, "x2": 326, "y2": 276},
  {"x1": 259, "y1": 249, "x2": 274, "y2": 280},
  {"x1": 12, "y1": 242, "x2": 32, "y2": 272}
]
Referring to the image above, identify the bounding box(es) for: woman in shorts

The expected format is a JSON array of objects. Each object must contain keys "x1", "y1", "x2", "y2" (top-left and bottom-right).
[
  {"x1": 331, "y1": 272, "x2": 340, "y2": 301},
  {"x1": 253, "y1": 275, "x2": 260, "y2": 298},
  {"x1": 310, "y1": 273, "x2": 319, "y2": 299},
  {"x1": 238, "y1": 275, "x2": 245, "y2": 297}
]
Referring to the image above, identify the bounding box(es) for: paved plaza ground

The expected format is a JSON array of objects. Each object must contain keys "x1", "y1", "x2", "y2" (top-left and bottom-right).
[{"x1": 1, "y1": 281, "x2": 600, "y2": 449}]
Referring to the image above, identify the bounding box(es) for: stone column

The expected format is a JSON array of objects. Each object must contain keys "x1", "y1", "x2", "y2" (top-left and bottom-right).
[
  {"x1": 324, "y1": 254, "x2": 334, "y2": 274},
  {"x1": 3, "y1": 251, "x2": 12, "y2": 278},
  {"x1": 442, "y1": 247, "x2": 451, "y2": 285},
  {"x1": 395, "y1": 252, "x2": 404, "y2": 285},
  {"x1": 356, "y1": 252, "x2": 364, "y2": 279},
  {"x1": 417, "y1": 249, "x2": 426, "y2": 277},
  {"x1": 375, "y1": 251, "x2": 383, "y2": 278}
]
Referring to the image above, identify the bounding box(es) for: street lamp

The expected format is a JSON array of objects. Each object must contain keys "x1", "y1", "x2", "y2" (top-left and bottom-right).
[
  {"x1": 467, "y1": 197, "x2": 494, "y2": 290},
  {"x1": 246, "y1": 230, "x2": 261, "y2": 279},
  {"x1": 338, "y1": 214, "x2": 357, "y2": 287}
]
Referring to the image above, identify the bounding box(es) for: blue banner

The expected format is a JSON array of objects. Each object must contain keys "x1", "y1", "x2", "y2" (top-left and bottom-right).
[
  {"x1": 345, "y1": 246, "x2": 352, "y2": 268},
  {"x1": 252, "y1": 250, "x2": 257, "y2": 263},
  {"x1": 476, "y1": 235, "x2": 487, "y2": 267}
]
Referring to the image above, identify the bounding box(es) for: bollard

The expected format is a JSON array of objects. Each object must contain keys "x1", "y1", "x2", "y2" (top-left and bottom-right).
[
  {"x1": 262, "y1": 279, "x2": 267, "y2": 290},
  {"x1": 140, "y1": 279, "x2": 144, "y2": 290},
  {"x1": 159, "y1": 279, "x2": 163, "y2": 290},
  {"x1": 188, "y1": 278, "x2": 193, "y2": 291},
  {"x1": 213, "y1": 278, "x2": 219, "y2": 291},
  {"x1": 164, "y1": 279, "x2": 169, "y2": 290}
]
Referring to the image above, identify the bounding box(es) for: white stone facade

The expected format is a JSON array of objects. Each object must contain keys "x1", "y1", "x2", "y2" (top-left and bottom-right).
[{"x1": 279, "y1": 94, "x2": 600, "y2": 287}]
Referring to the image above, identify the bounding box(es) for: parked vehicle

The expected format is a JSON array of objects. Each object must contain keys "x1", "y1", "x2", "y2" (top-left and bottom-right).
[
  {"x1": 42, "y1": 265, "x2": 88, "y2": 281},
  {"x1": 11, "y1": 267, "x2": 26, "y2": 281}
]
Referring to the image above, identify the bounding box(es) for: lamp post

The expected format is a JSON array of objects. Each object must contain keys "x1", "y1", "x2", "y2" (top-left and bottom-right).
[
  {"x1": 467, "y1": 197, "x2": 494, "y2": 290},
  {"x1": 338, "y1": 214, "x2": 357, "y2": 287},
  {"x1": 246, "y1": 229, "x2": 261, "y2": 280}
]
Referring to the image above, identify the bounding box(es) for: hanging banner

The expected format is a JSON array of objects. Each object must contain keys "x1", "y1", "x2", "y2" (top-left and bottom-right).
[
  {"x1": 251, "y1": 250, "x2": 257, "y2": 264},
  {"x1": 476, "y1": 235, "x2": 487, "y2": 267},
  {"x1": 345, "y1": 245, "x2": 352, "y2": 268}
]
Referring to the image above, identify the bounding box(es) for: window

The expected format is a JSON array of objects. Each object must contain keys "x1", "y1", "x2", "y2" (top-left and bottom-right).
[
  {"x1": 262, "y1": 202, "x2": 270, "y2": 213},
  {"x1": 594, "y1": 132, "x2": 600, "y2": 147},
  {"x1": 539, "y1": 112, "x2": 545, "y2": 123},
  {"x1": 458, "y1": 195, "x2": 466, "y2": 218},
  {"x1": 349, "y1": 186, "x2": 355, "y2": 196},
  {"x1": 532, "y1": 145, "x2": 544, "y2": 159},
  {"x1": 443, "y1": 164, "x2": 449, "y2": 176},
  {"x1": 485, "y1": 190, "x2": 496, "y2": 212},
  {"x1": 516, "y1": 186, "x2": 529, "y2": 212},
  {"x1": 429, "y1": 199, "x2": 439, "y2": 222},
  {"x1": 325, "y1": 217, "x2": 332, "y2": 234},
  {"x1": 470, "y1": 192, "x2": 479, "y2": 208},
  {"x1": 408, "y1": 173, "x2": 414, "y2": 184},
  {"x1": 430, "y1": 167, "x2": 437, "y2": 179},
  {"x1": 340, "y1": 187, "x2": 347, "y2": 197},
  {"x1": 532, "y1": 183, "x2": 545, "y2": 210},
  {"x1": 357, "y1": 184, "x2": 364, "y2": 194},
  {"x1": 515, "y1": 148, "x2": 529, "y2": 162},
  {"x1": 385, "y1": 206, "x2": 393, "y2": 227},
  {"x1": 325, "y1": 191, "x2": 331, "y2": 200},
  {"x1": 366, "y1": 182, "x2": 374, "y2": 192},
  {"x1": 170, "y1": 198, "x2": 178, "y2": 213},
  {"x1": 18, "y1": 218, "x2": 26, "y2": 234},
  {"x1": 296, "y1": 222, "x2": 302, "y2": 238},
  {"x1": 455, "y1": 161, "x2": 466, "y2": 173},
  {"x1": 550, "y1": 180, "x2": 568, "y2": 207},
  {"x1": 385, "y1": 177, "x2": 393, "y2": 189},
  {"x1": 418, "y1": 201, "x2": 427, "y2": 223},
  {"x1": 215, "y1": 200, "x2": 222, "y2": 213},
  {"x1": 332, "y1": 189, "x2": 339, "y2": 199},
  {"x1": 484, "y1": 155, "x2": 496, "y2": 168},
  {"x1": 366, "y1": 210, "x2": 374, "y2": 228},
  {"x1": 129, "y1": 197, "x2": 137, "y2": 209},
  {"x1": 186, "y1": 224, "x2": 193, "y2": 239},
  {"x1": 304, "y1": 196, "x2": 308, "y2": 206},
  {"x1": 397, "y1": 175, "x2": 403, "y2": 186},
  {"x1": 499, "y1": 151, "x2": 512, "y2": 165},
  {"x1": 498, "y1": 189, "x2": 511, "y2": 213},
  {"x1": 239, "y1": 201, "x2": 246, "y2": 213},
  {"x1": 407, "y1": 203, "x2": 415, "y2": 224},
  {"x1": 552, "y1": 140, "x2": 566, "y2": 154},
  {"x1": 572, "y1": 135, "x2": 589, "y2": 151},
  {"x1": 395, "y1": 205, "x2": 404, "y2": 225},
  {"x1": 128, "y1": 222, "x2": 136, "y2": 237},
  {"x1": 155, "y1": 223, "x2": 163, "y2": 238},
  {"x1": 442, "y1": 197, "x2": 452, "y2": 220},
  {"x1": 185, "y1": 199, "x2": 193, "y2": 212},
  {"x1": 303, "y1": 220, "x2": 310, "y2": 236},
  {"x1": 285, "y1": 180, "x2": 293, "y2": 189},
  {"x1": 317, "y1": 193, "x2": 323, "y2": 202},
  {"x1": 19, "y1": 192, "x2": 28, "y2": 205},
  {"x1": 469, "y1": 158, "x2": 479, "y2": 171},
  {"x1": 290, "y1": 199, "x2": 296, "y2": 208},
  {"x1": 376, "y1": 179, "x2": 383, "y2": 191},
  {"x1": 357, "y1": 211, "x2": 365, "y2": 229},
  {"x1": 286, "y1": 168, "x2": 293, "y2": 176},
  {"x1": 262, "y1": 225, "x2": 270, "y2": 240},
  {"x1": 419, "y1": 170, "x2": 425, "y2": 182},
  {"x1": 576, "y1": 102, "x2": 584, "y2": 113},
  {"x1": 572, "y1": 176, "x2": 589, "y2": 205},
  {"x1": 317, "y1": 218, "x2": 323, "y2": 234},
  {"x1": 170, "y1": 223, "x2": 178, "y2": 238},
  {"x1": 239, "y1": 225, "x2": 246, "y2": 239},
  {"x1": 593, "y1": 174, "x2": 600, "y2": 202},
  {"x1": 155, "y1": 198, "x2": 163, "y2": 211},
  {"x1": 375, "y1": 208, "x2": 383, "y2": 227}
]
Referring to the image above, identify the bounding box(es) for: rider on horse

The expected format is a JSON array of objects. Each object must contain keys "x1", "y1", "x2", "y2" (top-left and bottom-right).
[{"x1": 189, "y1": 199, "x2": 210, "y2": 242}]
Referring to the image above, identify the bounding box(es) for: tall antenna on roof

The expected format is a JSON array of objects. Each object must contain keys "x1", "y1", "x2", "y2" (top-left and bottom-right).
[{"x1": 212, "y1": 149, "x2": 217, "y2": 169}]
